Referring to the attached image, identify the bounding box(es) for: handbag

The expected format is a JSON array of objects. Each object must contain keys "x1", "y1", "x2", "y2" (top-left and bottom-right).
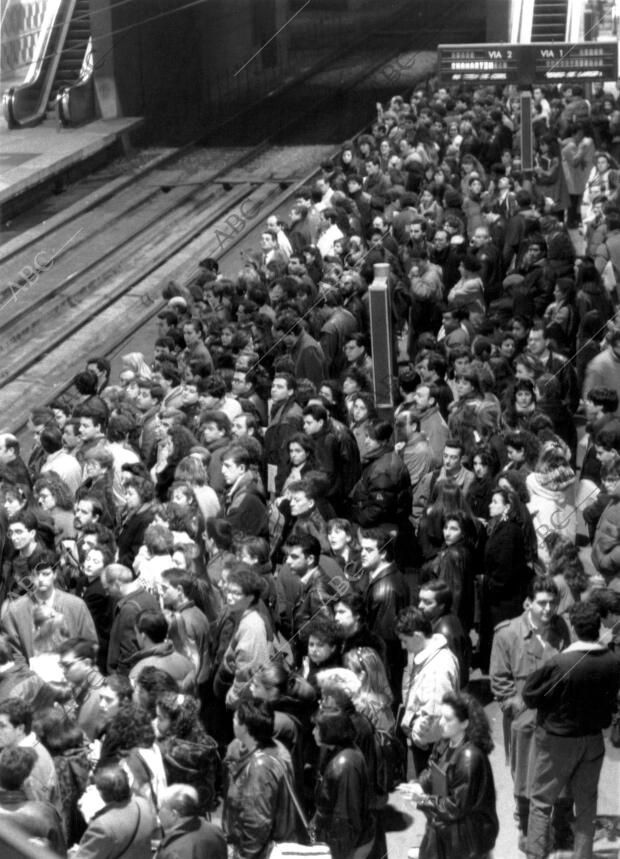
[
  {"x1": 270, "y1": 846, "x2": 332, "y2": 859},
  {"x1": 268, "y1": 759, "x2": 332, "y2": 859},
  {"x1": 610, "y1": 712, "x2": 620, "y2": 749}
]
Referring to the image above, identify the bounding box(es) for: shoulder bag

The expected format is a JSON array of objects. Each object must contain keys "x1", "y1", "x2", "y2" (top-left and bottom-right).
[
  {"x1": 267, "y1": 757, "x2": 332, "y2": 859},
  {"x1": 112, "y1": 802, "x2": 142, "y2": 859}
]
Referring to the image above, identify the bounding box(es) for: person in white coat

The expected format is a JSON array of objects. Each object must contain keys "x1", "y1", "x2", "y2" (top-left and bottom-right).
[
  {"x1": 395, "y1": 607, "x2": 460, "y2": 777},
  {"x1": 526, "y1": 442, "x2": 577, "y2": 565}
]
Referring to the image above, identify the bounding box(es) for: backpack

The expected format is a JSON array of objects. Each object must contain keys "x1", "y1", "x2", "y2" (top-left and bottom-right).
[
  {"x1": 330, "y1": 420, "x2": 361, "y2": 496},
  {"x1": 163, "y1": 735, "x2": 221, "y2": 813},
  {"x1": 374, "y1": 728, "x2": 407, "y2": 795}
]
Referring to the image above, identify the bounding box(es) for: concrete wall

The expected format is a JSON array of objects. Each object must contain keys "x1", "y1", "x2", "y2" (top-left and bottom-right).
[
  {"x1": 88, "y1": 0, "x2": 419, "y2": 136},
  {"x1": 486, "y1": 0, "x2": 512, "y2": 40}
]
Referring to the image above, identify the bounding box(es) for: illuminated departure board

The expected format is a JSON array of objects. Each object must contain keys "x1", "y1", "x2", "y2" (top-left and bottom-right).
[{"x1": 438, "y1": 42, "x2": 618, "y2": 85}]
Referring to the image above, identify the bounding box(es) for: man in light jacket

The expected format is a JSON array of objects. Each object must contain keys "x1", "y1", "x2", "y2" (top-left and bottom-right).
[{"x1": 395, "y1": 607, "x2": 459, "y2": 776}]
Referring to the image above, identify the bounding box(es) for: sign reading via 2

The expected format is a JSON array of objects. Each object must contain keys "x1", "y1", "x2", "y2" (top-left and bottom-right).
[{"x1": 438, "y1": 42, "x2": 618, "y2": 85}]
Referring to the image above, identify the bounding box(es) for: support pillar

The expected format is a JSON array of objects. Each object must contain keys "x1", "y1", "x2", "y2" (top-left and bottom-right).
[{"x1": 369, "y1": 262, "x2": 394, "y2": 420}]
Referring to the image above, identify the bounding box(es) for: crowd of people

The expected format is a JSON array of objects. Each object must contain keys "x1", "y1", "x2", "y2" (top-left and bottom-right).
[{"x1": 1, "y1": 75, "x2": 620, "y2": 859}]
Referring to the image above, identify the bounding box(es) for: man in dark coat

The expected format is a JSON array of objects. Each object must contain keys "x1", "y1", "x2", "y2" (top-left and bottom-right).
[
  {"x1": 272, "y1": 312, "x2": 325, "y2": 389},
  {"x1": 157, "y1": 784, "x2": 226, "y2": 859},
  {"x1": 283, "y1": 534, "x2": 347, "y2": 649},
  {"x1": 319, "y1": 297, "x2": 357, "y2": 378},
  {"x1": 0, "y1": 747, "x2": 65, "y2": 855},
  {"x1": 526, "y1": 323, "x2": 579, "y2": 413},
  {"x1": 287, "y1": 204, "x2": 313, "y2": 253},
  {"x1": 221, "y1": 446, "x2": 268, "y2": 539},
  {"x1": 523, "y1": 601, "x2": 620, "y2": 859},
  {"x1": 360, "y1": 526, "x2": 409, "y2": 701},
  {"x1": 0, "y1": 434, "x2": 32, "y2": 490},
  {"x1": 264, "y1": 372, "x2": 303, "y2": 495},
  {"x1": 101, "y1": 564, "x2": 159, "y2": 676},
  {"x1": 349, "y1": 419, "x2": 412, "y2": 529},
  {"x1": 302, "y1": 404, "x2": 345, "y2": 508},
  {"x1": 128, "y1": 611, "x2": 195, "y2": 692}
]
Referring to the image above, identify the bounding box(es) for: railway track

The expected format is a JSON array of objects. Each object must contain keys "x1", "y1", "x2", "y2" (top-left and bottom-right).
[{"x1": 0, "y1": 4, "x2": 476, "y2": 436}]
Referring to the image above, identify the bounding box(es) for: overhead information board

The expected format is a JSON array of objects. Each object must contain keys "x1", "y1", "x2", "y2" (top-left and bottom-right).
[{"x1": 438, "y1": 42, "x2": 618, "y2": 85}]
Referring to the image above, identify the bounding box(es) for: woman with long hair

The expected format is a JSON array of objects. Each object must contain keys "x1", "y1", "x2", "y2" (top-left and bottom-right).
[
  {"x1": 117, "y1": 476, "x2": 156, "y2": 569},
  {"x1": 349, "y1": 392, "x2": 378, "y2": 456},
  {"x1": 174, "y1": 456, "x2": 221, "y2": 522},
  {"x1": 582, "y1": 151, "x2": 616, "y2": 216},
  {"x1": 426, "y1": 511, "x2": 477, "y2": 634},
  {"x1": 277, "y1": 432, "x2": 316, "y2": 495},
  {"x1": 447, "y1": 367, "x2": 485, "y2": 462},
  {"x1": 35, "y1": 474, "x2": 75, "y2": 546},
  {"x1": 30, "y1": 604, "x2": 71, "y2": 683},
  {"x1": 121, "y1": 351, "x2": 152, "y2": 381},
  {"x1": 168, "y1": 481, "x2": 205, "y2": 544},
  {"x1": 536, "y1": 373, "x2": 578, "y2": 460},
  {"x1": 479, "y1": 488, "x2": 534, "y2": 670},
  {"x1": 342, "y1": 366, "x2": 371, "y2": 419},
  {"x1": 546, "y1": 533, "x2": 589, "y2": 614},
  {"x1": 534, "y1": 133, "x2": 570, "y2": 217},
  {"x1": 543, "y1": 277, "x2": 577, "y2": 356},
  {"x1": 466, "y1": 447, "x2": 500, "y2": 522},
  {"x1": 155, "y1": 692, "x2": 220, "y2": 814},
  {"x1": 575, "y1": 256, "x2": 614, "y2": 332},
  {"x1": 502, "y1": 378, "x2": 544, "y2": 433},
  {"x1": 343, "y1": 646, "x2": 394, "y2": 733},
  {"x1": 401, "y1": 692, "x2": 498, "y2": 859},
  {"x1": 475, "y1": 400, "x2": 507, "y2": 469},
  {"x1": 319, "y1": 380, "x2": 349, "y2": 424},
  {"x1": 496, "y1": 470, "x2": 539, "y2": 566},
  {"x1": 97, "y1": 701, "x2": 167, "y2": 811},
  {"x1": 418, "y1": 482, "x2": 478, "y2": 563},
  {"x1": 152, "y1": 424, "x2": 198, "y2": 502},
  {"x1": 501, "y1": 429, "x2": 540, "y2": 478}
]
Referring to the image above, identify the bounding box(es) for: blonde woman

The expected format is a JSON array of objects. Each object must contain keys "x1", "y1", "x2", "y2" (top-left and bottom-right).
[
  {"x1": 121, "y1": 351, "x2": 152, "y2": 381},
  {"x1": 343, "y1": 647, "x2": 395, "y2": 732}
]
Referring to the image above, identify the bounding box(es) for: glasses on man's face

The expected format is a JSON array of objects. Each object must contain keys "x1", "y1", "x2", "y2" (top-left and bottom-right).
[{"x1": 226, "y1": 587, "x2": 244, "y2": 598}]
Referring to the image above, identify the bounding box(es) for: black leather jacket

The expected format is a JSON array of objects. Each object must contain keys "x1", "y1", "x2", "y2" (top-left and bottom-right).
[
  {"x1": 417, "y1": 739, "x2": 499, "y2": 859},
  {"x1": 312, "y1": 744, "x2": 375, "y2": 859},
  {"x1": 349, "y1": 445, "x2": 412, "y2": 527}
]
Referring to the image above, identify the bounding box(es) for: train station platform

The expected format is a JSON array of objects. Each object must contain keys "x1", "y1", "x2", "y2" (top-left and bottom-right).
[{"x1": 0, "y1": 116, "x2": 143, "y2": 210}]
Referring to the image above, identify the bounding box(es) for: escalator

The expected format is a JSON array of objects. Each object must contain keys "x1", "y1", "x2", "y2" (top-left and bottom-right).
[
  {"x1": 2, "y1": 0, "x2": 94, "y2": 129},
  {"x1": 530, "y1": 0, "x2": 569, "y2": 41}
]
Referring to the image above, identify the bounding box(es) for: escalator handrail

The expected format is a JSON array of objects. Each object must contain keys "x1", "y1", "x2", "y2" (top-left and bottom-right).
[
  {"x1": 3, "y1": 0, "x2": 79, "y2": 128},
  {"x1": 510, "y1": 0, "x2": 536, "y2": 42},
  {"x1": 565, "y1": 0, "x2": 582, "y2": 41},
  {"x1": 58, "y1": 36, "x2": 95, "y2": 127}
]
